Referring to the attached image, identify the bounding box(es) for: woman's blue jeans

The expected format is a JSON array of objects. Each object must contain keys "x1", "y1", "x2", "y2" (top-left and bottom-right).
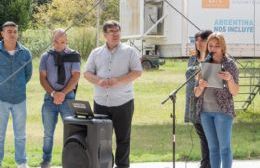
[
  {"x1": 41, "y1": 92, "x2": 75, "y2": 162},
  {"x1": 0, "y1": 100, "x2": 27, "y2": 165},
  {"x1": 200, "y1": 112, "x2": 233, "y2": 168}
]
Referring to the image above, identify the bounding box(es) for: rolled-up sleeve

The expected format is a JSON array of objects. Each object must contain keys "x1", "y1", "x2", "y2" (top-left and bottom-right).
[
  {"x1": 129, "y1": 48, "x2": 142, "y2": 71},
  {"x1": 85, "y1": 50, "x2": 96, "y2": 74},
  {"x1": 72, "y1": 62, "x2": 81, "y2": 72},
  {"x1": 39, "y1": 53, "x2": 48, "y2": 72}
]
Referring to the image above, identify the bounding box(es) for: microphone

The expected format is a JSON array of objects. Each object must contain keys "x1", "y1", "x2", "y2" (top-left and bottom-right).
[
  {"x1": 187, "y1": 52, "x2": 213, "y2": 72},
  {"x1": 204, "y1": 52, "x2": 213, "y2": 63},
  {"x1": 187, "y1": 64, "x2": 201, "y2": 71}
]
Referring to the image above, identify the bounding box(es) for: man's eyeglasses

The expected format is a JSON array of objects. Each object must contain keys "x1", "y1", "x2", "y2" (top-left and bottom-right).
[{"x1": 105, "y1": 29, "x2": 121, "y2": 35}]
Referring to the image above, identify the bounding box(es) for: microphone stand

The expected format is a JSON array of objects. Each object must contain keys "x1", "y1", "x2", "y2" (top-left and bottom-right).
[{"x1": 161, "y1": 68, "x2": 201, "y2": 168}]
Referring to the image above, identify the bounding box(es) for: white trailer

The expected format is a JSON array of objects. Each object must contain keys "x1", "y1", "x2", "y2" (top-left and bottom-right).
[{"x1": 120, "y1": 0, "x2": 260, "y2": 58}]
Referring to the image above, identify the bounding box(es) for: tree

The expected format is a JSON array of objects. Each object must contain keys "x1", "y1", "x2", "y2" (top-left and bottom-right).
[
  {"x1": 100, "y1": 0, "x2": 119, "y2": 24},
  {"x1": 32, "y1": 0, "x2": 119, "y2": 28},
  {"x1": 0, "y1": 0, "x2": 32, "y2": 31},
  {"x1": 33, "y1": 0, "x2": 97, "y2": 28},
  {"x1": 36, "y1": 0, "x2": 52, "y2": 5}
]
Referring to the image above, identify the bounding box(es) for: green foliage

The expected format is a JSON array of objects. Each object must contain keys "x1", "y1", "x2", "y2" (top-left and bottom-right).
[
  {"x1": 21, "y1": 29, "x2": 51, "y2": 57},
  {"x1": 0, "y1": 0, "x2": 32, "y2": 31},
  {"x1": 32, "y1": 0, "x2": 119, "y2": 28},
  {"x1": 35, "y1": 0, "x2": 52, "y2": 5},
  {"x1": 33, "y1": 0, "x2": 96, "y2": 28},
  {"x1": 21, "y1": 27, "x2": 98, "y2": 59},
  {"x1": 100, "y1": 0, "x2": 119, "y2": 24},
  {"x1": 67, "y1": 27, "x2": 97, "y2": 60}
]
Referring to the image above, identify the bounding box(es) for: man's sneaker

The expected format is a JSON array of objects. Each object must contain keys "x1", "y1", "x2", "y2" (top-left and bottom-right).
[
  {"x1": 17, "y1": 163, "x2": 29, "y2": 168},
  {"x1": 40, "y1": 161, "x2": 51, "y2": 168}
]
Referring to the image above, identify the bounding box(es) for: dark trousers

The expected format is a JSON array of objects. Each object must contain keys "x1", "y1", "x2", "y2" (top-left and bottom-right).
[
  {"x1": 194, "y1": 123, "x2": 211, "y2": 168},
  {"x1": 94, "y1": 100, "x2": 134, "y2": 168}
]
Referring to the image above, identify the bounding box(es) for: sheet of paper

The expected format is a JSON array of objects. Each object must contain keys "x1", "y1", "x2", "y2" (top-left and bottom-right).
[{"x1": 201, "y1": 63, "x2": 224, "y2": 89}]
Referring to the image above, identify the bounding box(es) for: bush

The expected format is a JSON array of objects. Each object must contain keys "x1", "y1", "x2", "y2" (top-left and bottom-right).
[
  {"x1": 21, "y1": 29, "x2": 51, "y2": 57},
  {"x1": 67, "y1": 27, "x2": 97, "y2": 60},
  {"x1": 21, "y1": 26, "x2": 99, "y2": 60}
]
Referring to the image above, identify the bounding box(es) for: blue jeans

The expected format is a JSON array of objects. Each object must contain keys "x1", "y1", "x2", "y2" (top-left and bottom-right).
[
  {"x1": 41, "y1": 92, "x2": 75, "y2": 162},
  {"x1": 200, "y1": 112, "x2": 233, "y2": 168},
  {"x1": 0, "y1": 100, "x2": 27, "y2": 165}
]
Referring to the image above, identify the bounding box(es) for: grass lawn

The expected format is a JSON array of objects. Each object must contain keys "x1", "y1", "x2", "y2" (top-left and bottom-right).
[{"x1": 1, "y1": 59, "x2": 260, "y2": 167}]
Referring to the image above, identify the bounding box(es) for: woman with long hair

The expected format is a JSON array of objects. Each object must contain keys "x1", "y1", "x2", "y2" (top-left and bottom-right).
[{"x1": 194, "y1": 32, "x2": 239, "y2": 168}]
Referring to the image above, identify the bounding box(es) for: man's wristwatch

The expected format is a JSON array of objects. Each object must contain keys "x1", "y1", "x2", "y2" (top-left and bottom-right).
[{"x1": 50, "y1": 91, "x2": 55, "y2": 97}]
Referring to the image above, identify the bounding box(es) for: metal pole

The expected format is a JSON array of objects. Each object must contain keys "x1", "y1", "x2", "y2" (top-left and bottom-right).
[
  {"x1": 96, "y1": 1, "x2": 101, "y2": 47},
  {"x1": 181, "y1": 0, "x2": 188, "y2": 57},
  {"x1": 162, "y1": 69, "x2": 201, "y2": 168},
  {"x1": 170, "y1": 94, "x2": 176, "y2": 168}
]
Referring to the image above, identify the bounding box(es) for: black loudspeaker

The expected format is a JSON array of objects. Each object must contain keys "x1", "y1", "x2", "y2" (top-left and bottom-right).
[{"x1": 62, "y1": 116, "x2": 113, "y2": 168}]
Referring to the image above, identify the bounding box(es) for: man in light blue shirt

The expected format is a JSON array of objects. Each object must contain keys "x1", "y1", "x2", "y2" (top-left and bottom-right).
[
  {"x1": 0, "y1": 21, "x2": 32, "y2": 168},
  {"x1": 84, "y1": 20, "x2": 142, "y2": 168}
]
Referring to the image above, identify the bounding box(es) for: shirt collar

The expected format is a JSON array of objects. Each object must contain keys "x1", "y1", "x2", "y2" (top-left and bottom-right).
[
  {"x1": 49, "y1": 47, "x2": 70, "y2": 54},
  {"x1": 0, "y1": 41, "x2": 22, "y2": 52},
  {"x1": 104, "y1": 42, "x2": 121, "y2": 54}
]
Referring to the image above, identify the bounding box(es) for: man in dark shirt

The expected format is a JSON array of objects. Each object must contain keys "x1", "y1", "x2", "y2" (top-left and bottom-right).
[{"x1": 39, "y1": 28, "x2": 80, "y2": 168}]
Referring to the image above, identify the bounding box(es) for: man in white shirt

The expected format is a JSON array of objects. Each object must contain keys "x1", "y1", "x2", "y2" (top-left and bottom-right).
[{"x1": 84, "y1": 20, "x2": 142, "y2": 168}]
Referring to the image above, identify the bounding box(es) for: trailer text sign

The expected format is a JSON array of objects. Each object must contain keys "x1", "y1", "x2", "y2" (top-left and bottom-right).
[{"x1": 214, "y1": 19, "x2": 254, "y2": 33}]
